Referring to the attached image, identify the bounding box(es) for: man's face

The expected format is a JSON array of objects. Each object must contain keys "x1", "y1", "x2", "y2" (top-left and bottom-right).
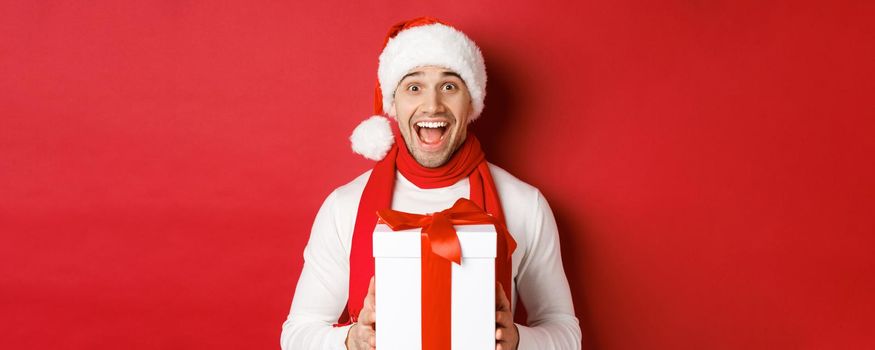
[{"x1": 389, "y1": 65, "x2": 473, "y2": 168}]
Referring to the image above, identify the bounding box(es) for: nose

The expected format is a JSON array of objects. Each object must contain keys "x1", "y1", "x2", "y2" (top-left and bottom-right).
[{"x1": 421, "y1": 88, "x2": 447, "y2": 115}]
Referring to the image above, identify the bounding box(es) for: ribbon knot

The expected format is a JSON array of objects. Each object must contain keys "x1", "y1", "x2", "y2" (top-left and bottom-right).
[{"x1": 376, "y1": 197, "x2": 517, "y2": 265}]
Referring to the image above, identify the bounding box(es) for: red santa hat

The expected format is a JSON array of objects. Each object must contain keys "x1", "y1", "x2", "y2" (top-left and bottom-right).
[{"x1": 350, "y1": 17, "x2": 487, "y2": 161}]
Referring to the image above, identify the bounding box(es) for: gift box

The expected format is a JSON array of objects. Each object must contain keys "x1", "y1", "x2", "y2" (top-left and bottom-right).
[{"x1": 373, "y1": 223, "x2": 496, "y2": 350}]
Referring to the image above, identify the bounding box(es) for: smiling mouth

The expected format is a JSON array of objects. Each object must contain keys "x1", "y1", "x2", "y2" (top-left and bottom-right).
[{"x1": 414, "y1": 120, "x2": 449, "y2": 147}]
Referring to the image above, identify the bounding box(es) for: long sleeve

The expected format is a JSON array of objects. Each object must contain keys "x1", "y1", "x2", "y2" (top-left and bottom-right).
[
  {"x1": 515, "y1": 191, "x2": 582, "y2": 349},
  {"x1": 280, "y1": 167, "x2": 582, "y2": 349},
  {"x1": 280, "y1": 190, "x2": 352, "y2": 350}
]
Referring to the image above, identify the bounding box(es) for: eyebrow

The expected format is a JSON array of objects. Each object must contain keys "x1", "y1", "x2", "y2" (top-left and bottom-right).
[
  {"x1": 442, "y1": 71, "x2": 462, "y2": 80},
  {"x1": 400, "y1": 71, "x2": 424, "y2": 82},
  {"x1": 399, "y1": 70, "x2": 463, "y2": 82}
]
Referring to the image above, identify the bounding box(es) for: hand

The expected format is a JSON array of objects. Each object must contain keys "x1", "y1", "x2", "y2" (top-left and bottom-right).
[
  {"x1": 346, "y1": 276, "x2": 376, "y2": 350},
  {"x1": 495, "y1": 282, "x2": 519, "y2": 350}
]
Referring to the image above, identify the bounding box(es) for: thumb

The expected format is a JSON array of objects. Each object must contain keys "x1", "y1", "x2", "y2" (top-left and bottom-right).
[
  {"x1": 366, "y1": 276, "x2": 376, "y2": 309},
  {"x1": 496, "y1": 282, "x2": 510, "y2": 311}
]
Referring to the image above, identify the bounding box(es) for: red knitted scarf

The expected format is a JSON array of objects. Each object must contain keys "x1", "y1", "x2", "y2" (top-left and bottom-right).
[{"x1": 340, "y1": 123, "x2": 514, "y2": 324}]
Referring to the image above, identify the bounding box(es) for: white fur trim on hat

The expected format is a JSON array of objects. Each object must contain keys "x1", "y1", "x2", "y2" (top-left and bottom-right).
[
  {"x1": 350, "y1": 115, "x2": 394, "y2": 161},
  {"x1": 378, "y1": 23, "x2": 487, "y2": 122}
]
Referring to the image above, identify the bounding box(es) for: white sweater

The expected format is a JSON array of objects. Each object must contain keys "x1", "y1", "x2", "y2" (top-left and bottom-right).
[{"x1": 281, "y1": 163, "x2": 582, "y2": 349}]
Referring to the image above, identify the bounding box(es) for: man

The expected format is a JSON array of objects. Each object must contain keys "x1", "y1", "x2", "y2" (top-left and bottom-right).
[{"x1": 281, "y1": 17, "x2": 581, "y2": 350}]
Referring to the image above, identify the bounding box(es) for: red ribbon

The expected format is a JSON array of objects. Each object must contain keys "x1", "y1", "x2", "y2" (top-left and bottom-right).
[{"x1": 376, "y1": 198, "x2": 517, "y2": 350}]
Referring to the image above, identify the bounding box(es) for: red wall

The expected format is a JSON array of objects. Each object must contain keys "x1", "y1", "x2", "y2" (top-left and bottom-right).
[{"x1": 2, "y1": 1, "x2": 873, "y2": 349}]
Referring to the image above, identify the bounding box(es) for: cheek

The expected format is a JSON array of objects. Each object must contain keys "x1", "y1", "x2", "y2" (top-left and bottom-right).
[
  {"x1": 395, "y1": 99, "x2": 417, "y2": 117},
  {"x1": 449, "y1": 96, "x2": 472, "y2": 120}
]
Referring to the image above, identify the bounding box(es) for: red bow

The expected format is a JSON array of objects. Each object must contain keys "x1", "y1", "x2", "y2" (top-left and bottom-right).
[{"x1": 377, "y1": 197, "x2": 517, "y2": 264}]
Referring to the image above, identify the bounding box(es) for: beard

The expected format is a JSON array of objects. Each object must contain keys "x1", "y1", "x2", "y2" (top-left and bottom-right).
[
  {"x1": 399, "y1": 126, "x2": 467, "y2": 168},
  {"x1": 405, "y1": 136, "x2": 455, "y2": 168}
]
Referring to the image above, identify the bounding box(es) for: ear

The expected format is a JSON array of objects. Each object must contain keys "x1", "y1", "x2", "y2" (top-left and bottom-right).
[{"x1": 388, "y1": 103, "x2": 397, "y2": 118}]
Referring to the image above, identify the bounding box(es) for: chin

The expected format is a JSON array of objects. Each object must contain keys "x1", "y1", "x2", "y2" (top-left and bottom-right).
[{"x1": 412, "y1": 149, "x2": 453, "y2": 168}]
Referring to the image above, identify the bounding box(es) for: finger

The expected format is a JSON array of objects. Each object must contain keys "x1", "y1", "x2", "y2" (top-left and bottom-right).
[
  {"x1": 495, "y1": 310, "x2": 507, "y2": 327},
  {"x1": 496, "y1": 282, "x2": 510, "y2": 312}
]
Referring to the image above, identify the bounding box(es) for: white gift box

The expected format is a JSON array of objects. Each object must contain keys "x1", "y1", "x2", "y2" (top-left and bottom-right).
[{"x1": 373, "y1": 223, "x2": 496, "y2": 350}]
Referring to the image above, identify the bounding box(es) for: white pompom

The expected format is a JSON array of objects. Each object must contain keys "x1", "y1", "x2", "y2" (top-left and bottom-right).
[{"x1": 350, "y1": 115, "x2": 395, "y2": 161}]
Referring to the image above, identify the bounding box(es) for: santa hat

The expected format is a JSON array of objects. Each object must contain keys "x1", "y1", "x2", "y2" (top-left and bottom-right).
[{"x1": 350, "y1": 17, "x2": 487, "y2": 161}]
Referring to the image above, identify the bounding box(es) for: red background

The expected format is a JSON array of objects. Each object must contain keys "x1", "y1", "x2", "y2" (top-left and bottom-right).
[{"x1": 2, "y1": 1, "x2": 874, "y2": 349}]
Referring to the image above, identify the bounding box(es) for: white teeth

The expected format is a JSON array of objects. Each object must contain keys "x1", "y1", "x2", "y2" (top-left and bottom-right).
[{"x1": 415, "y1": 121, "x2": 448, "y2": 128}]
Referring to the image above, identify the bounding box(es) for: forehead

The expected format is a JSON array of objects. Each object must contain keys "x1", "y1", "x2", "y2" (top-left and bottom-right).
[{"x1": 400, "y1": 66, "x2": 463, "y2": 81}]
